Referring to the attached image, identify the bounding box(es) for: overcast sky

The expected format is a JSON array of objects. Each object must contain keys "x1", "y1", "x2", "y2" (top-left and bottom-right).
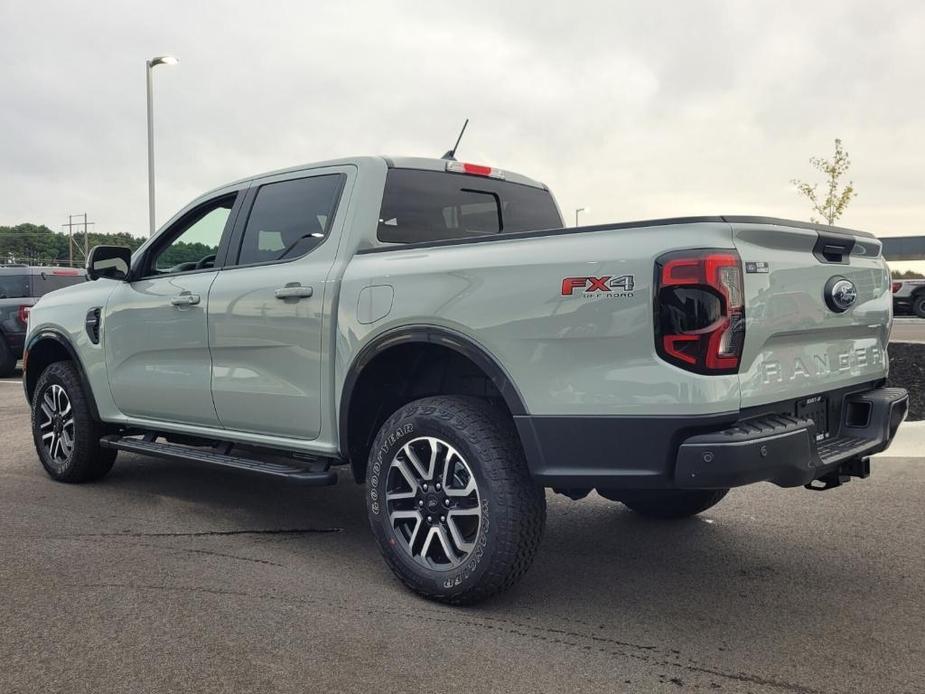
[{"x1": 1, "y1": 0, "x2": 923, "y2": 249}]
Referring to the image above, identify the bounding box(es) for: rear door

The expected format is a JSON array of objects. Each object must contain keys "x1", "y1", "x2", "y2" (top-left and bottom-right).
[
  {"x1": 732, "y1": 220, "x2": 891, "y2": 409},
  {"x1": 207, "y1": 167, "x2": 350, "y2": 439}
]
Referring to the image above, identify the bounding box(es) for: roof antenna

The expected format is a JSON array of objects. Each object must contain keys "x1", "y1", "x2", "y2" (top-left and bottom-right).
[{"x1": 441, "y1": 118, "x2": 469, "y2": 161}]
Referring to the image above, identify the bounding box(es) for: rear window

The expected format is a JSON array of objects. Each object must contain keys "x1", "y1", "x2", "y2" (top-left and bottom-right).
[
  {"x1": 32, "y1": 270, "x2": 86, "y2": 296},
  {"x1": 377, "y1": 169, "x2": 562, "y2": 245},
  {"x1": 0, "y1": 273, "x2": 29, "y2": 299}
]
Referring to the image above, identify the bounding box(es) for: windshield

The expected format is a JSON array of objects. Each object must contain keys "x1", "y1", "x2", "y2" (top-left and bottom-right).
[{"x1": 0, "y1": 273, "x2": 29, "y2": 299}]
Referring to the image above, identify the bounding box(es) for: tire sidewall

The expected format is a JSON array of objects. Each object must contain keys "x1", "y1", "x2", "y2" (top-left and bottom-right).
[
  {"x1": 31, "y1": 364, "x2": 82, "y2": 479},
  {"x1": 914, "y1": 295, "x2": 925, "y2": 318},
  {"x1": 366, "y1": 407, "x2": 501, "y2": 599}
]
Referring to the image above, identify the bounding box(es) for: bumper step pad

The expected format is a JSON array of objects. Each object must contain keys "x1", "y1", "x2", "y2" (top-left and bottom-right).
[
  {"x1": 674, "y1": 387, "x2": 908, "y2": 489},
  {"x1": 100, "y1": 435, "x2": 338, "y2": 486}
]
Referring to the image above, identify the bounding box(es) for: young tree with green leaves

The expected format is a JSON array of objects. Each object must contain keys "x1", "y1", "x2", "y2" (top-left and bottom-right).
[{"x1": 791, "y1": 138, "x2": 857, "y2": 225}]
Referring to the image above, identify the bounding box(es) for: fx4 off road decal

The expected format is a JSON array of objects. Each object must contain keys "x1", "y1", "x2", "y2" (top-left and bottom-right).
[{"x1": 561, "y1": 275, "x2": 635, "y2": 298}]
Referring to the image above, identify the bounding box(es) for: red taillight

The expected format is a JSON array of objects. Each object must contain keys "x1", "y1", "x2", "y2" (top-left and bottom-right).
[
  {"x1": 892, "y1": 282, "x2": 902, "y2": 293},
  {"x1": 17, "y1": 305, "x2": 30, "y2": 325},
  {"x1": 445, "y1": 161, "x2": 506, "y2": 179},
  {"x1": 654, "y1": 250, "x2": 745, "y2": 375}
]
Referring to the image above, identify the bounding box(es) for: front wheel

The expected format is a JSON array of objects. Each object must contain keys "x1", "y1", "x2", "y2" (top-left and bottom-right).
[
  {"x1": 366, "y1": 396, "x2": 546, "y2": 604},
  {"x1": 598, "y1": 488, "x2": 729, "y2": 519},
  {"x1": 31, "y1": 361, "x2": 116, "y2": 483}
]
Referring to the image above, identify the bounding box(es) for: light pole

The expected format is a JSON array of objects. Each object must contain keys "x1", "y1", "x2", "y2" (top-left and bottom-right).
[
  {"x1": 575, "y1": 207, "x2": 588, "y2": 227},
  {"x1": 146, "y1": 55, "x2": 179, "y2": 237}
]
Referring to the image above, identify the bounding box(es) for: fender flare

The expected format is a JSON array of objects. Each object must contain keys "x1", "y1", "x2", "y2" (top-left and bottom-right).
[
  {"x1": 338, "y1": 325, "x2": 528, "y2": 460},
  {"x1": 24, "y1": 330, "x2": 101, "y2": 421}
]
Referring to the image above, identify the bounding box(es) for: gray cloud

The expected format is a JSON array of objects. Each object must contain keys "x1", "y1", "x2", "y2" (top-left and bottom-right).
[{"x1": 1, "y1": 0, "x2": 923, "y2": 240}]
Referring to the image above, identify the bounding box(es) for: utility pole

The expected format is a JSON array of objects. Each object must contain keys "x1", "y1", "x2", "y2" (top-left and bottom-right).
[
  {"x1": 63, "y1": 214, "x2": 95, "y2": 267},
  {"x1": 82, "y1": 213, "x2": 91, "y2": 259},
  {"x1": 62, "y1": 219, "x2": 72, "y2": 267}
]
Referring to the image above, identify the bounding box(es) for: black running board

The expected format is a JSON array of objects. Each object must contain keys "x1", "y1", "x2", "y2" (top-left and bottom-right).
[{"x1": 99, "y1": 435, "x2": 337, "y2": 486}]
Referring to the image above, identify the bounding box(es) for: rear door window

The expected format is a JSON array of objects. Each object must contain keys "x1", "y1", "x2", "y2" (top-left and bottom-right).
[
  {"x1": 377, "y1": 169, "x2": 562, "y2": 244},
  {"x1": 0, "y1": 273, "x2": 30, "y2": 299},
  {"x1": 235, "y1": 174, "x2": 346, "y2": 267}
]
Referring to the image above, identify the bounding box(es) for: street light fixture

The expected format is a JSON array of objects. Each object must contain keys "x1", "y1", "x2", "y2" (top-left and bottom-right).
[
  {"x1": 575, "y1": 207, "x2": 589, "y2": 227},
  {"x1": 146, "y1": 55, "x2": 179, "y2": 237}
]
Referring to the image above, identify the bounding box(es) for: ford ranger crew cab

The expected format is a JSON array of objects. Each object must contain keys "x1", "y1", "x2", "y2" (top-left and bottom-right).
[{"x1": 22, "y1": 156, "x2": 907, "y2": 604}]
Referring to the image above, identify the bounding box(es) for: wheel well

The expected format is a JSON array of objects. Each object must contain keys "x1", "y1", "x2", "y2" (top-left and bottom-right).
[
  {"x1": 24, "y1": 337, "x2": 75, "y2": 401},
  {"x1": 343, "y1": 341, "x2": 522, "y2": 483},
  {"x1": 25, "y1": 335, "x2": 105, "y2": 422}
]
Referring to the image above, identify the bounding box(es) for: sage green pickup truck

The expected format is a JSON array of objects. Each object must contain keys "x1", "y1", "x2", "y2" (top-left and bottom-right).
[{"x1": 23, "y1": 155, "x2": 907, "y2": 603}]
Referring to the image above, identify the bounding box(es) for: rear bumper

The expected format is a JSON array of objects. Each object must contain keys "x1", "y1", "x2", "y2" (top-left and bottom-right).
[
  {"x1": 515, "y1": 384, "x2": 908, "y2": 490},
  {"x1": 673, "y1": 387, "x2": 907, "y2": 488}
]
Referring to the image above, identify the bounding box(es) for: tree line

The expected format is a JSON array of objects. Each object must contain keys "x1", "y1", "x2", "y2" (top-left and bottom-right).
[
  {"x1": 0, "y1": 223, "x2": 144, "y2": 267},
  {"x1": 0, "y1": 223, "x2": 211, "y2": 269}
]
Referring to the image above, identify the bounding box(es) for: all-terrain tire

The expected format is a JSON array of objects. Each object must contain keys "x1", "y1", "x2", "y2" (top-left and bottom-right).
[
  {"x1": 0, "y1": 340, "x2": 16, "y2": 377},
  {"x1": 31, "y1": 361, "x2": 116, "y2": 483},
  {"x1": 599, "y1": 488, "x2": 729, "y2": 519},
  {"x1": 366, "y1": 396, "x2": 546, "y2": 605},
  {"x1": 913, "y1": 294, "x2": 925, "y2": 319}
]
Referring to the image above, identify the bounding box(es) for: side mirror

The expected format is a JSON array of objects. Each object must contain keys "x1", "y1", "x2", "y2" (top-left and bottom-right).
[{"x1": 86, "y1": 245, "x2": 132, "y2": 281}]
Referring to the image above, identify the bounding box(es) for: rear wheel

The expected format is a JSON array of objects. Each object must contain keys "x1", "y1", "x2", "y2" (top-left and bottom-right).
[
  {"x1": 913, "y1": 295, "x2": 925, "y2": 318},
  {"x1": 31, "y1": 361, "x2": 116, "y2": 483},
  {"x1": 598, "y1": 488, "x2": 729, "y2": 519},
  {"x1": 0, "y1": 340, "x2": 16, "y2": 377},
  {"x1": 366, "y1": 396, "x2": 546, "y2": 604}
]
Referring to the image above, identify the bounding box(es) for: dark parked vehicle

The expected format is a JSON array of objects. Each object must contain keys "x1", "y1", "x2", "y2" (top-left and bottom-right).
[
  {"x1": 891, "y1": 278, "x2": 925, "y2": 317},
  {"x1": 0, "y1": 266, "x2": 86, "y2": 376}
]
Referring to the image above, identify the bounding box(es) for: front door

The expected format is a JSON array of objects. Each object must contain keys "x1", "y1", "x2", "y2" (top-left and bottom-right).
[
  {"x1": 105, "y1": 193, "x2": 240, "y2": 426},
  {"x1": 208, "y1": 169, "x2": 349, "y2": 439}
]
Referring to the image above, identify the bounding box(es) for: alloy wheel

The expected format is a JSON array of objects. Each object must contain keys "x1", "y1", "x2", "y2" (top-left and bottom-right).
[
  {"x1": 38, "y1": 384, "x2": 75, "y2": 466},
  {"x1": 385, "y1": 436, "x2": 482, "y2": 570}
]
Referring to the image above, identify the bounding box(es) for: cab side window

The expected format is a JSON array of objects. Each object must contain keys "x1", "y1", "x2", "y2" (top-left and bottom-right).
[
  {"x1": 235, "y1": 174, "x2": 345, "y2": 267},
  {"x1": 145, "y1": 195, "x2": 235, "y2": 276}
]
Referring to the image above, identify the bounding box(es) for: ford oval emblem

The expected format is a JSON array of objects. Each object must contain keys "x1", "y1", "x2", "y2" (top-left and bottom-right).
[{"x1": 824, "y1": 276, "x2": 858, "y2": 313}]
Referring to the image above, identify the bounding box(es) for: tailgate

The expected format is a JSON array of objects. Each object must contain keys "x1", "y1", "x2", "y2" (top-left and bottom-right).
[{"x1": 731, "y1": 220, "x2": 891, "y2": 408}]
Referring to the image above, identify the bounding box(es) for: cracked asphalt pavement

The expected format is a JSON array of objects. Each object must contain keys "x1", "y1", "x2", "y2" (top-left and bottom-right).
[{"x1": 1, "y1": 373, "x2": 923, "y2": 693}]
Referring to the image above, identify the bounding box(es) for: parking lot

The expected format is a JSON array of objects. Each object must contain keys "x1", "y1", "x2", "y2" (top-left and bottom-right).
[
  {"x1": 1, "y1": 371, "x2": 923, "y2": 694},
  {"x1": 892, "y1": 317, "x2": 925, "y2": 343}
]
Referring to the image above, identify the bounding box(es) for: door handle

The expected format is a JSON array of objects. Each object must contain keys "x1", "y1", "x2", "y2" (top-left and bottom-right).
[
  {"x1": 170, "y1": 293, "x2": 201, "y2": 307},
  {"x1": 274, "y1": 284, "x2": 313, "y2": 300}
]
